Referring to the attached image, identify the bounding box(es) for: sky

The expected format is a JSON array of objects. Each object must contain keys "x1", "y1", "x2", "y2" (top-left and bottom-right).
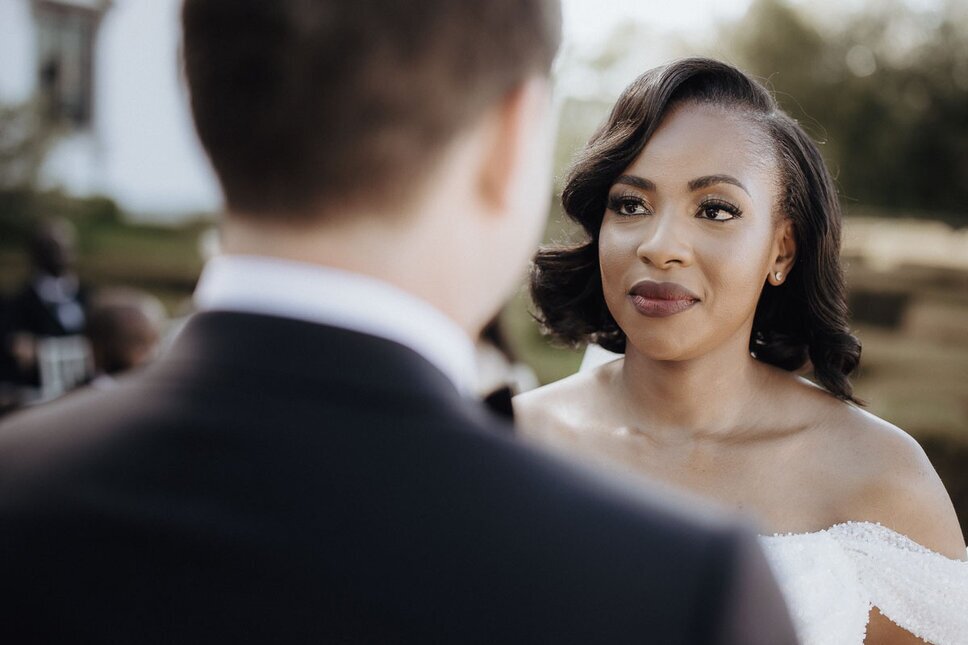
[{"x1": 562, "y1": 0, "x2": 752, "y2": 50}]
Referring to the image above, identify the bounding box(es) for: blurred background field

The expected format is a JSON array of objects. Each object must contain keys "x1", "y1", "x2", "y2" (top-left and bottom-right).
[
  {"x1": 1, "y1": 0, "x2": 967, "y2": 530},
  {"x1": 0, "y1": 192, "x2": 204, "y2": 312}
]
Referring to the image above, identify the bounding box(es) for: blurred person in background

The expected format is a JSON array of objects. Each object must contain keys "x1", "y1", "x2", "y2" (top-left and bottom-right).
[
  {"x1": 0, "y1": 217, "x2": 91, "y2": 398},
  {"x1": 84, "y1": 288, "x2": 166, "y2": 388},
  {"x1": 0, "y1": 1, "x2": 796, "y2": 643},
  {"x1": 516, "y1": 57, "x2": 968, "y2": 645},
  {"x1": 475, "y1": 316, "x2": 540, "y2": 419}
]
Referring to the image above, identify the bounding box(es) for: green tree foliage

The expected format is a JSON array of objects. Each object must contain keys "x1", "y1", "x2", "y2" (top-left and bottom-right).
[
  {"x1": 725, "y1": 0, "x2": 968, "y2": 222},
  {"x1": 0, "y1": 93, "x2": 124, "y2": 249}
]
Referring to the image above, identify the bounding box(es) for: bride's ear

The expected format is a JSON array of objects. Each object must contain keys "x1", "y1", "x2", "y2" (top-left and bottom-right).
[
  {"x1": 477, "y1": 77, "x2": 553, "y2": 215},
  {"x1": 768, "y1": 219, "x2": 797, "y2": 286}
]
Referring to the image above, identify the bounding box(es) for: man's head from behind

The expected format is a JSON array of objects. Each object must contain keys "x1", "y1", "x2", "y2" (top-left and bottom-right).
[
  {"x1": 182, "y1": 0, "x2": 561, "y2": 334},
  {"x1": 182, "y1": 0, "x2": 560, "y2": 218}
]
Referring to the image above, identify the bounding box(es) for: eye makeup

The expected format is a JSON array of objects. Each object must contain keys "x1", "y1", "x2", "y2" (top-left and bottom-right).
[
  {"x1": 606, "y1": 192, "x2": 653, "y2": 217},
  {"x1": 697, "y1": 197, "x2": 743, "y2": 222}
]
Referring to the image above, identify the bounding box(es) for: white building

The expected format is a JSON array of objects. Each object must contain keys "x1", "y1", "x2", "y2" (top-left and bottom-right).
[{"x1": 0, "y1": 0, "x2": 222, "y2": 222}]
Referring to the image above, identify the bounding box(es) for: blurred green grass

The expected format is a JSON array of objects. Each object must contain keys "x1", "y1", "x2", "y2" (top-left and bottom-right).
[{"x1": 0, "y1": 218, "x2": 204, "y2": 313}]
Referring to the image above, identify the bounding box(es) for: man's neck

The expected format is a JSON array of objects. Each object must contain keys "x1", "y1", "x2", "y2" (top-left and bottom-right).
[
  {"x1": 220, "y1": 215, "x2": 482, "y2": 338},
  {"x1": 193, "y1": 254, "x2": 478, "y2": 394}
]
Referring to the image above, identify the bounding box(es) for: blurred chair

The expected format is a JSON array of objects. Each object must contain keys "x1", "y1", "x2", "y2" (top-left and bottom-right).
[{"x1": 36, "y1": 335, "x2": 94, "y2": 401}]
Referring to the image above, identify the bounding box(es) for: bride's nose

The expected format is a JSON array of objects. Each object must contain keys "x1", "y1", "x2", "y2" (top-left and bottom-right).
[{"x1": 635, "y1": 212, "x2": 695, "y2": 268}]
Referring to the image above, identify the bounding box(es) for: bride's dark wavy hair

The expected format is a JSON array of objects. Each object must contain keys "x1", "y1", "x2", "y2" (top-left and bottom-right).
[{"x1": 531, "y1": 57, "x2": 862, "y2": 402}]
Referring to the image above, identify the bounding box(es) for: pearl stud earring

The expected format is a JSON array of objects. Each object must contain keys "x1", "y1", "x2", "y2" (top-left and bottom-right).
[{"x1": 774, "y1": 271, "x2": 783, "y2": 281}]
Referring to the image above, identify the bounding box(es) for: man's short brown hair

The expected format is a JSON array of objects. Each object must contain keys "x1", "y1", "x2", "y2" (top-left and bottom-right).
[{"x1": 182, "y1": 0, "x2": 561, "y2": 219}]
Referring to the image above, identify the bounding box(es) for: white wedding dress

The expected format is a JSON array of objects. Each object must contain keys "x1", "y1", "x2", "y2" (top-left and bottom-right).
[
  {"x1": 759, "y1": 521, "x2": 968, "y2": 645},
  {"x1": 575, "y1": 348, "x2": 968, "y2": 643}
]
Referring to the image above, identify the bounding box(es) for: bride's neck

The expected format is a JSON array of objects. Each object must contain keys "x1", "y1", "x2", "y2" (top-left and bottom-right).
[{"x1": 619, "y1": 338, "x2": 767, "y2": 439}]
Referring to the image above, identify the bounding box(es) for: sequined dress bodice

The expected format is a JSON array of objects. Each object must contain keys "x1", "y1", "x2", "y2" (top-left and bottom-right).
[{"x1": 759, "y1": 522, "x2": 968, "y2": 645}]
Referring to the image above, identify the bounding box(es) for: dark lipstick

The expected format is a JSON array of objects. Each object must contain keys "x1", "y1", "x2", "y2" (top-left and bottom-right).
[{"x1": 628, "y1": 281, "x2": 700, "y2": 318}]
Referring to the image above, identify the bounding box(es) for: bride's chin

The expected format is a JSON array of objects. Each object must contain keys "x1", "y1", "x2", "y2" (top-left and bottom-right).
[{"x1": 623, "y1": 336, "x2": 696, "y2": 363}]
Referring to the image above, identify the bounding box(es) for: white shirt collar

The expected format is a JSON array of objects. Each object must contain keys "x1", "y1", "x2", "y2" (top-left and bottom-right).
[{"x1": 193, "y1": 254, "x2": 477, "y2": 395}]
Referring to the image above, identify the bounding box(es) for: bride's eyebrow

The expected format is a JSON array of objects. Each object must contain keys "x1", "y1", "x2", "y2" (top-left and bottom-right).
[
  {"x1": 688, "y1": 174, "x2": 751, "y2": 197},
  {"x1": 613, "y1": 175, "x2": 656, "y2": 191},
  {"x1": 613, "y1": 173, "x2": 750, "y2": 198}
]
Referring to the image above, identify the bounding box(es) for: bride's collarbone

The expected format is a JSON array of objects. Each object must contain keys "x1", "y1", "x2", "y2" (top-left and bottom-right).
[
  {"x1": 521, "y1": 366, "x2": 836, "y2": 446},
  {"x1": 520, "y1": 401, "x2": 862, "y2": 534},
  {"x1": 518, "y1": 376, "x2": 966, "y2": 559}
]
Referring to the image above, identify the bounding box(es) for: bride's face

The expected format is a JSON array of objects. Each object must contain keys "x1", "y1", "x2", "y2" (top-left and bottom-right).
[{"x1": 598, "y1": 102, "x2": 792, "y2": 361}]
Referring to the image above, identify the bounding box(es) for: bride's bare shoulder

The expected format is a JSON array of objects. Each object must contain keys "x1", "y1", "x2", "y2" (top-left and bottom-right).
[
  {"x1": 817, "y1": 398, "x2": 966, "y2": 558},
  {"x1": 513, "y1": 360, "x2": 619, "y2": 436}
]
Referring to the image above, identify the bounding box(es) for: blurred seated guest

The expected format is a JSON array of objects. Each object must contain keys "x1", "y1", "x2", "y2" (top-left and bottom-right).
[
  {"x1": 85, "y1": 288, "x2": 166, "y2": 388},
  {"x1": 1, "y1": 217, "x2": 90, "y2": 389}
]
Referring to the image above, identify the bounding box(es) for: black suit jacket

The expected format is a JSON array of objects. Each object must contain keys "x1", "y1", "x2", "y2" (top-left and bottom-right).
[{"x1": 0, "y1": 312, "x2": 796, "y2": 644}]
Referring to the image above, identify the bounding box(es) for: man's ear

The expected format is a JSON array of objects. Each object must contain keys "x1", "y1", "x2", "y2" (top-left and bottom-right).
[
  {"x1": 767, "y1": 218, "x2": 797, "y2": 286},
  {"x1": 477, "y1": 77, "x2": 551, "y2": 214}
]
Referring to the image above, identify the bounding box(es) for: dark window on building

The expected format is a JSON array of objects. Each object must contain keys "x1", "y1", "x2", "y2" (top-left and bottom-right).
[{"x1": 33, "y1": 0, "x2": 106, "y2": 128}]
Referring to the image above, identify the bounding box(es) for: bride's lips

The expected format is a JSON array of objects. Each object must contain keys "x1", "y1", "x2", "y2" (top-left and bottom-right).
[{"x1": 628, "y1": 281, "x2": 700, "y2": 318}]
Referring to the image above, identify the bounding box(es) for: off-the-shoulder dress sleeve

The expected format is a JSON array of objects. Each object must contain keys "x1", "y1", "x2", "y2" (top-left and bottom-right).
[
  {"x1": 827, "y1": 522, "x2": 968, "y2": 645},
  {"x1": 760, "y1": 521, "x2": 968, "y2": 645}
]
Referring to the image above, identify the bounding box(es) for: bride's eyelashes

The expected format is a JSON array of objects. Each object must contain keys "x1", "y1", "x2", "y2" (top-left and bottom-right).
[
  {"x1": 607, "y1": 192, "x2": 652, "y2": 217},
  {"x1": 697, "y1": 197, "x2": 742, "y2": 222},
  {"x1": 605, "y1": 192, "x2": 743, "y2": 222}
]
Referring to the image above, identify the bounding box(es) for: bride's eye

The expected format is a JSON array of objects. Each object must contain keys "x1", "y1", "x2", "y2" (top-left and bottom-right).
[
  {"x1": 698, "y1": 199, "x2": 742, "y2": 222},
  {"x1": 607, "y1": 194, "x2": 651, "y2": 217}
]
